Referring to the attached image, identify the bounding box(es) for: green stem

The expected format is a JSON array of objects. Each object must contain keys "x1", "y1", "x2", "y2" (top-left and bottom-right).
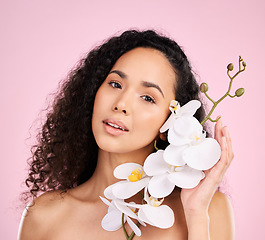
[
  {"x1": 122, "y1": 213, "x2": 141, "y2": 240},
  {"x1": 204, "y1": 91, "x2": 215, "y2": 104},
  {"x1": 128, "y1": 222, "x2": 141, "y2": 240},
  {"x1": 154, "y1": 140, "x2": 159, "y2": 151},
  {"x1": 138, "y1": 191, "x2": 144, "y2": 199},
  {"x1": 228, "y1": 93, "x2": 236, "y2": 98},
  {"x1": 200, "y1": 56, "x2": 246, "y2": 125},
  {"x1": 209, "y1": 117, "x2": 220, "y2": 122},
  {"x1": 121, "y1": 191, "x2": 144, "y2": 239},
  {"x1": 122, "y1": 213, "x2": 129, "y2": 239},
  {"x1": 200, "y1": 102, "x2": 220, "y2": 125}
]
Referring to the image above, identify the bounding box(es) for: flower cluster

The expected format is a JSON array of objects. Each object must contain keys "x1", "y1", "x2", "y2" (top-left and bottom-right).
[
  {"x1": 100, "y1": 100, "x2": 221, "y2": 238},
  {"x1": 101, "y1": 163, "x2": 174, "y2": 237}
]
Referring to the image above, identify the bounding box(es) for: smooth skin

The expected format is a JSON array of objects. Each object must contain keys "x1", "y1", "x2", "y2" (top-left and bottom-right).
[{"x1": 18, "y1": 48, "x2": 234, "y2": 240}]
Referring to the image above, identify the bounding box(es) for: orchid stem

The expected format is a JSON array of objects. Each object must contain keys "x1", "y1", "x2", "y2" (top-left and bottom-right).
[
  {"x1": 138, "y1": 191, "x2": 144, "y2": 199},
  {"x1": 122, "y1": 213, "x2": 129, "y2": 239},
  {"x1": 154, "y1": 140, "x2": 159, "y2": 151},
  {"x1": 122, "y1": 213, "x2": 141, "y2": 240},
  {"x1": 200, "y1": 56, "x2": 246, "y2": 125},
  {"x1": 128, "y1": 222, "x2": 141, "y2": 240},
  {"x1": 204, "y1": 91, "x2": 215, "y2": 104}
]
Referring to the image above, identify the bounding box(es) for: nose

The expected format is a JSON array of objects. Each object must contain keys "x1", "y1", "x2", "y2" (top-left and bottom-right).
[
  {"x1": 112, "y1": 92, "x2": 131, "y2": 115},
  {"x1": 113, "y1": 106, "x2": 127, "y2": 114}
]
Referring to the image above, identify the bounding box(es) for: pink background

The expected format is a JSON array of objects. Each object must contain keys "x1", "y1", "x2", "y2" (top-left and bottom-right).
[{"x1": 1, "y1": 0, "x2": 264, "y2": 239}]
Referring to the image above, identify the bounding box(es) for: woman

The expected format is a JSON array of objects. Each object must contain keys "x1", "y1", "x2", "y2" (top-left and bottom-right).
[{"x1": 18, "y1": 30, "x2": 234, "y2": 239}]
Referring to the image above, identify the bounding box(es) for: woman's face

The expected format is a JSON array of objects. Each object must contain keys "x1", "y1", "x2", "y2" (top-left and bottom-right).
[{"x1": 92, "y1": 47, "x2": 176, "y2": 154}]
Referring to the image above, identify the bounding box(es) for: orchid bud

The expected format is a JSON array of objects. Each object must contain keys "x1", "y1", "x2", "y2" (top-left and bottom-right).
[
  {"x1": 200, "y1": 83, "x2": 209, "y2": 93},
  {"x1": 242, "y1": 61, "x2": 246, "y2": 67},
  {"x1": 227, "y1": 63, "x2": 234, "y2": 71},
  {"x1": 235, "y1": 88, "x2": 245, "y2": 97}
]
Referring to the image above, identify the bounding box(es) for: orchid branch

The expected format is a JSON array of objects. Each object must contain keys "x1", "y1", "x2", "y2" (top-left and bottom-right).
[
  {"x1": 121, "y1": 213, "x2": 141, "y2": 240},
  {"x1": 128, "y1": 222, "x2": 141, "y2": 240},
  {"x1": 200, "y1": 56, "x2": 246, "y2": 125},
  {"x1": 122, "y1": 213, "x2": 129, "y2": 239},
  {"x1": 122, "y1": 190, "x2": 144, "y2": 240}
]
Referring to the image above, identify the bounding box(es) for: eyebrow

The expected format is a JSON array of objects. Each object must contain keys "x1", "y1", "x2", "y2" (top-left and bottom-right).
[
  {"x1": 109, "y1": 70, "x2": 165, "y2": 98},
  {"x1": 141, "y1": 81, "x2": 164, "y2": 98},
  {"x1": 109, "y1": 70, "x2": 127, "y2": 79}
]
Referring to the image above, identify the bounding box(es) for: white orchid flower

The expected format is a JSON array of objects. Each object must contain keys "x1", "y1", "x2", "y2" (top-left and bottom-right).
[
  {"x1": 137, "y1": 188, "x2": 175, "y2": 229},
  {"x1": 100, "y1": 196, "x2": 144, "y2": 236},
  {"x1": 160, "y1": 100, "x2": 201, "y2": 133},
  {"x1": 143, "y1": 150, "x2": 205, "y2": 198},
  {"x1": 165, "y1": 116, "x2": 221, "y2": 170},
  {"x1": 104, "y1": 163, "x2": 150, "y2": 200}
]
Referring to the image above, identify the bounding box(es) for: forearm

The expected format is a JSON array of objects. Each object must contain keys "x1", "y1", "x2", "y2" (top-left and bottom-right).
[{"x1": 185, "y1": 210, "x2": 210, "y2": 240}]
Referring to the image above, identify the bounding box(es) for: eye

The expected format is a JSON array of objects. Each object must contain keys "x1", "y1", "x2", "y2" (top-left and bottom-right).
[
  {"x1": 141, "y1": 95, "x2": 156, "y2": 104},
  {"x1": 108, "y1": 81, "x2": 122, "y2": 89}
]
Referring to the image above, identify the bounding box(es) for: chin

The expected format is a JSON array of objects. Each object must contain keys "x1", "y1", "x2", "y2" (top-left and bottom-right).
[
  {"x1": 98, "y1": 143, "x2": 133, "y2": 154},
  {"x1": 95, "y1": 138, "x2": 125, "y2": 153},
  {"x1": 98, "y1": 140, "x2": 154, "y2": 156}
]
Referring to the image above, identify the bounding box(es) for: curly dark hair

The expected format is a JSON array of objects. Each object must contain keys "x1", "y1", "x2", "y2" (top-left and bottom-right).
[{"x1": 24, "y1": 29, "x2": 207, "y2": 201}]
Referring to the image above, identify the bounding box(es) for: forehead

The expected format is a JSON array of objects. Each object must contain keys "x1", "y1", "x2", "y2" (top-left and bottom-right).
[{"x1": 111, "y1": 47, "x2": 176, "y2": 97}]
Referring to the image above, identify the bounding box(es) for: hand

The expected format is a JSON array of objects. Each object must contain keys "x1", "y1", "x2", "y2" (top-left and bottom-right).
[{"x1": 180, "y1": 117, "x2": 234, "y2": 216}]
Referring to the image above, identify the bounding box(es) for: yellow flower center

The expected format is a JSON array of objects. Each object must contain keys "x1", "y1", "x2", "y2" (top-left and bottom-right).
[
  {"x1": 168, "y1": 164, "x2": 180, "y2": 172},
  {"x1": 168, "y1": 164, "x2": 184, "y2": 173},
  {"x1": 149, "y1": 196, "x2": 164, "y2": 207},
  {"x1": 174, "y1": 166, "x2": 180, "y2": 171},
  {"x1": 170, "y1": 101, "x2": 179, "y2": 114},
  {"x1": 128, "y1": 168, "x2": 143, "y2": 182},
  {"x1": 130, "y1": 207, "x2": 137, "y2": 213},
  {"x1": 191, "y1": 131, "x2": 206, "y2": 146}
]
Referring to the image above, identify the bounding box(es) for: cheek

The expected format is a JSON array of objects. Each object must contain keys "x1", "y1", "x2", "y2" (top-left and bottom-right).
[
  {"x1": 94, "y1": 87, "x2": 104, "y2": 105},
  {"x1": 134, "y1": 107, "x2": 169, "y2": 135},
  {"x1": 92, "y1": 88, "x2": 106, "y2": 130},
  {"x1": 93, "y1": 88, "x2": 109, "y2": 114}
]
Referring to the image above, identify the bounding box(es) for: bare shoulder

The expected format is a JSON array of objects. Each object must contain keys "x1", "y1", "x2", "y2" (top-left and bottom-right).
[
  {"x1": 18, "y1": 191, "x2": 67, "y2": 240},
  {"x1": 209, "y1": 191, "x2": 234, "y2": 217},
  {"x1": 209, "y1": 191, "x2": 235, "y2": 240}
]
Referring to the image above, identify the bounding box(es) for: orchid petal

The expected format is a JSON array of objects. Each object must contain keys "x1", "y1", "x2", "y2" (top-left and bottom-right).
[
  {"x1": 99, "y1": 196, "x2": 111, "y2": 206},
  {"x1": 143, "y1": 187, "x2": 150, "y2": 203},
  {"x1": 180, "y1": 100, "x2": 201, "y2": 117},
  {"x1": 120, "y1": 203, "x2": 146, "y2": 226},
  {"x1": 100, "y1": 197, "x2": 119, "y2": 214},
  {"x1": 183, "y1": 138, "x2": 221, "y2": 170},
  {"x1": 172, "y1": 117, "x2": 203, "y2": 138},
  {"x1": 101, "y1": 210, "x2": 122, "y2": 231},
  {"x1": 167, "y1": 165, "x2": 205, "y2": 189},
  {"x1": 160, "y1": 114, "x2": 175, "y2": 133},
  {"x1": 104, "y1": 184, "x2": 117, "y2": 200},
  {"x1": 112, "y1": 178, "x2": 149, "y2": 199},
  {"x1": 114, "y1": 200, "x2": 139, "y2": 220},
  {"x1": 138, "y1": 208, "x2": 153, "y2": 226},
  {"x1": 114, "y1": 163, "x2": 144, "y2": 180},
  {"x1": 144, "y1": 150, "x2": 168, "y2": 176},
  {"x1": 168, "y1": 127, "x2": 190, "y2": 146},
  {"x1": 120, "y1": 201, "x2": 143, "y2": 209},
  {"x1": 139, "y1": 205, "x2": 174, "y2": 229},
  {"x1": 163, "y1": 144, "x2": 187, "y2": 166},
  {"x1": 126, "y1": 216, "x2": 142, "y2": 236},
  {"x1": 148, "y1": 174, "x2": 175, "y2": 198}
]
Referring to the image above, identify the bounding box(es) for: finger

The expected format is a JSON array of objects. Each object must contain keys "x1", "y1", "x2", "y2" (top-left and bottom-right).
[
  {"x1": 221, "y1": 126, "x2": 234, "y2": 166},
  {"x1": 204, "y1": 128, "x2": 227, "y2": 178},
  {"x1": 207, "y1": 136, "x2": 228, "y2": 181},
  {"x1": 214, "y1": 116, "x2": 223, "y2": 143}
]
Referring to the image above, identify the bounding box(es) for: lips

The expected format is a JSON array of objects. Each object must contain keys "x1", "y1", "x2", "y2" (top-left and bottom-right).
[{"x1": 103, "y1": 119, "x2": 129, "y2": 134}]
